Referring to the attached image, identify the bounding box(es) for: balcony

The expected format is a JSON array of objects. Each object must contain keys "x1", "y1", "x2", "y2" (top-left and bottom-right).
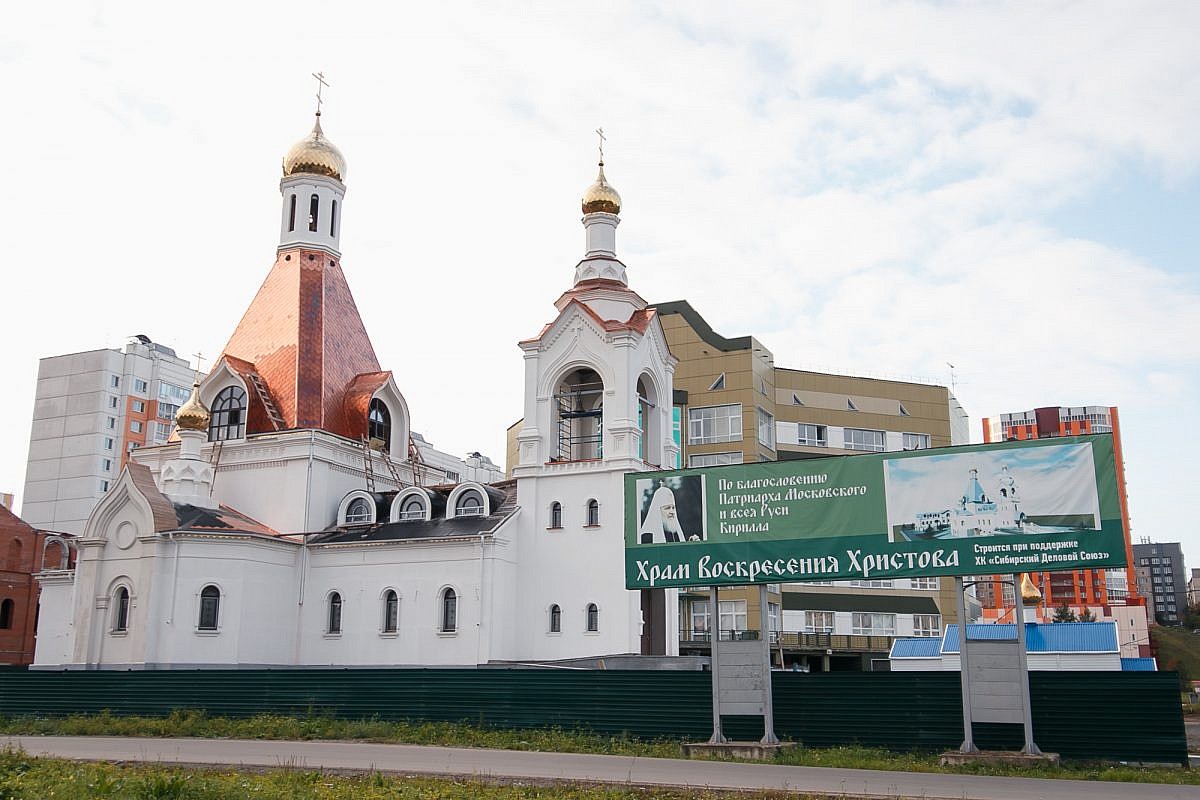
[{"x1": 680, "y1": 630, "x2": 896, "y2": 653}]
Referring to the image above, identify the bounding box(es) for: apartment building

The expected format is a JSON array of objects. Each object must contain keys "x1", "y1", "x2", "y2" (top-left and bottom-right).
[
  {"x1": 1133, "y1": 540, "x2": 1188, "y2": 624},
  {"x1": 21, "y1": 336, "x2": 198, "y2": 534}
]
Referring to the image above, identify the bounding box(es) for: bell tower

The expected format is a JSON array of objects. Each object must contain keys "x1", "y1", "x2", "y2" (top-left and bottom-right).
[{"x1": 278, "y1": 74, "x2": 347, "y2": 256}]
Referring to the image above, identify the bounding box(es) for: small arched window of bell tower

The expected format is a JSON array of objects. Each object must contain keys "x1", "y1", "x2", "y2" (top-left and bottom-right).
[
  {"x1": 308, "y1": 194, "x2": 319, "y2": 232},
  {"x1": 288, "y1": 194, "x2": 297, "y2": 232},
  {"x1": 368, "y1": 398, "x2": 391, "y2": 453},
  {"x1": 330, "y1": 200, "x2": 338, "y2": 236}
]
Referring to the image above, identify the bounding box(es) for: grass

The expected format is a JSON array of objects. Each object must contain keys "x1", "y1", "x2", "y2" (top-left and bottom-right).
[
  {"x1": 0, "y1": 711, "x2": 1194, "y2": 786},
  {"x1": 1152, "y1": 624, "x2": 1200, "y2": 688},
  {"x1": 0, "y1": 749, "x2": 818, "y2": 800}
]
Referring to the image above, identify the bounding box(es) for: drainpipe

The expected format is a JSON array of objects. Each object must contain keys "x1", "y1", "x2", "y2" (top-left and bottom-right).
[{"x1": 476, "y1": 533, "x2": 486, "y2": 665}]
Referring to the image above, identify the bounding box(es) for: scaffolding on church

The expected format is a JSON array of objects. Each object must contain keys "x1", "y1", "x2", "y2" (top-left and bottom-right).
[{"x1": 554, "y1": 378, "x2": 604, "y2": 462}]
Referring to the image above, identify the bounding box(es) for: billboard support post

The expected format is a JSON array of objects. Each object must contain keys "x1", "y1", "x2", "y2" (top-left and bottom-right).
[
  {"x1": 707, "y1": 586, "x2": 725, "y2": 744},
  {"x1": 759, "y1": 583, "x2": 779, "y2": 745},
  {"x1": 1011, "y1": 575, "x2": 1042, "y2": 755},
  {"x1": 956, "y1": 577, "x2": 978, "y2": 753}
]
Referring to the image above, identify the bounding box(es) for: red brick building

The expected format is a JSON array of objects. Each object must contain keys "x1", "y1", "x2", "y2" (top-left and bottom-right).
[{"x1": 0, "y1": 505, "x2": 73, "y2": 664}]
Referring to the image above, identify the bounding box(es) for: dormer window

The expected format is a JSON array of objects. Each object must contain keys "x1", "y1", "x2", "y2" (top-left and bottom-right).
[
  {"x1": 368, "y1": 398, "x2": 391, "y2": 452},
  {"x1": 456, "y1": 491, "x2": 484, "y2": 518},
  {"x1": 345, "y1": 497, "x2": 372, "y2": 525},
  {"x1": 399, "y1": 496, "x2": 425, "y2": 520},
  {"x1": 209, "y1": 386, "x2": 247, "y2": 441}
]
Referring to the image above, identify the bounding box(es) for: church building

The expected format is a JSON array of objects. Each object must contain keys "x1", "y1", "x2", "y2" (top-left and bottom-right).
[{"x1": 33, "y1": 108, "x2": 678, "y2": 668}]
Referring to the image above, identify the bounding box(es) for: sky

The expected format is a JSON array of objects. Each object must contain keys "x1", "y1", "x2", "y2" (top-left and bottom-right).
[{"x1": 2, "y1": 2, "x2": 1198, "y2": 566}]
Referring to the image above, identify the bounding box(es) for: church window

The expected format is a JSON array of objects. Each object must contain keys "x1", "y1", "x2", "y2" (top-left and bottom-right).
[
  {"x1": 288, "y1": 194, "x2": 297, "y2": 232},
  {"x1": 368, "y1": 399, "x2": 391, "y2": 452},
  {"x1": 209, "y1": 386, "x2": 247, "y2": 441},
  {"x1": 455, "y1": 491, "x2": 484, "y2": 518},
  {"x1": 554, "y1": 368, "x2": 603, "y2": 461},
  {"x1": 382, "y1": 590, "x2": 398, "y2": 633},
  {"x1": 586, "y1": 499, "x2": 599, "y2": 527},
  {"x1": 586, "y1": 603, "x2": 599, "y2": 632},
  {"x1": 327, "y1": 592, "x2": 342, "y2": 634},
  {"x1": 399, "y1": 495, "x2": 425, "y2": 521},
  {"x1": 549, "y1": 502, "x2": 562, "y2": 529},
  {"x1": 308, "y1": 194, "x2": 319, "y2": 232},
  {"x1": 345, "y1": 497, "x2": 372, "y2": 525},
  {"x1": 113, "y1": 587, "x2": 130, "y2": 633},
  {"x1": 440, "y1": 588, "x2": 457, "y2": 633},
  {"x1": 330, "y1": 200, "x2": 338, "y2": 236},
  {"x1": 43, "y1": 540, "x2": 66, "y2": 570},
  {"x1": 0, "y1": 599, "x2": 13, "y2": 629},
  {"x1": 198, "y1": 585, "x2": 220, "y2": 631},
  {"x1": 549, "y1": 604, "x2": 561, "y2": 633}
]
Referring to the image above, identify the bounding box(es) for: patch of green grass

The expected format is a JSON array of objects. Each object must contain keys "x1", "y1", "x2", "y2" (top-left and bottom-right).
[
  {"x1": 0, "y1": 749, "x2": 816, "y2": 800},
  {"x1": 1152, "y1": 625, "x2": 1200, "y2": 689}
]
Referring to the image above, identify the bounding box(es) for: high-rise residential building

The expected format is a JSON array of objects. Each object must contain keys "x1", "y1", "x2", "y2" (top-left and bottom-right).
[
  {"x1": 21, "y1": 337, "x2": 200, "y2": 534},
  {"x1": 1132, "y1": 540, "x2": 1188, "y2": 624},
  {"x1": 979, "y1": 405, "x2": 1142, "y2": 618},
  {"x1": 0, "y1": 494, "x2": 13, "y2": 511},
  {"x1": 1188, "y1": 568, "x2": 1200, "y2": 608}
]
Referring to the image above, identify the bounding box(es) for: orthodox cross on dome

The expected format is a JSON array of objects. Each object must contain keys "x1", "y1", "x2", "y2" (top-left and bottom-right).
[
  {"x1": 595, "y1": 127, "x2": 606, "y2": 164},
  {"x1": 312, "y1": 71, "x2": 329, "y2": 115},
  {"x1": 192, "y1": 351, "x2": 206, "y2": 382}
]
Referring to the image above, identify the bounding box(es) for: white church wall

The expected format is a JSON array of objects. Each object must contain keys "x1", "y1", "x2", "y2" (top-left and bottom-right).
[{"x1": 31, "y1": 575, "x2": 76, "y2": 666}]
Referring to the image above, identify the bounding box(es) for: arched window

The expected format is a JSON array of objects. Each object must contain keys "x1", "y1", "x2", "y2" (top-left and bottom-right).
[
  {"x1": 288, "y1": 194, "x2": 297, "y2": 232},
  {"x1": 586, "y1": 602, "x2": 599, "y2": 633},
  {"x1": 554, "y1": 368, "x2": 603, "y2": 461},
  {"x1": 6, "y1": 539, "x2": 22, "y2": 571},
  {"x1": 198, "y1": 585, "x2": 220, "y2": 631},
  {"x1": 399, "y1": 495, "x2": 425, "y2": 521},
  {"x1": 586, "y1": 499, "x2": 600, "y2": 527},
  {"x1": 327, "y1": 592, "x2": 342, "y2": 634},
  {"x1": 368, "y1": 399, "x2": 391, "y2": 452},
  {"x1": 549, "y1": 501, "x2": 562, "y2": 529},
  {"x1": 113, "y1": 587, "x2": 130, "y2": 632},
  {"x1": 43, "y1": 540, "x2": 66, "y2": 571},
  {"x1": 0, "y1": 599, "x2": 13, "y2": 630},
  {"x1": 440, "y1": 588, "x2": 457, "y2": 633},
  {"x1": 549, "y1": 604, "x2": 561, "y2": 633},
  {"x1": 209, "y1": 386, "x2": 247, "y2": 441},
  {"x1": 382, "y1": 589, "x2": 398, "y2": 633},
  {"x1": 330, "y1": 199, "x2": 338, "y2": 236},
  {"x1": 455, "y1": 491, "x2": 483, "y2": 518},
  {"x1": 308, "y1": 193, "x2": 319, "y2": 232},
  {"x1": 345, "y1": 497, "x2": 372, "y2": 525}
]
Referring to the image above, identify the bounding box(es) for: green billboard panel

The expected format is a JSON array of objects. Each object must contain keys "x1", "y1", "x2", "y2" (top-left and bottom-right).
[{"x1": 625, "y1": 434, "x2": 1127, "y2": 589}]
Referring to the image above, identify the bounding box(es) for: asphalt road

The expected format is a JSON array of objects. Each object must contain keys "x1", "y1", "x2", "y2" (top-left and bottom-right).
[{"x1": 3, "y1": 736, "x2": 1196, "y2": 800}]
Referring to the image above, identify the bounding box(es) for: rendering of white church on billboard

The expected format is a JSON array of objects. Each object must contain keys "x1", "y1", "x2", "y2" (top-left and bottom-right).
[{"x1": 32, "y1": 106, "x2": 681, "y2": 669}]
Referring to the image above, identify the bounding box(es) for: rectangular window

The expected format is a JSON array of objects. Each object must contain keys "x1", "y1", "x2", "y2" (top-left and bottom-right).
[
  {"x1": 154, "y1": 422, "x2": 172, "y2": 443},
  {"x1": 687, "y1": 404, "x2": 743, "y2": 445},
  {"x1": 108, "y1": 396, "x2": 119, "y2": 409},
  {"x1": 671, "y1": 407, "x2": 682, "y2": 469},
  {"x1": 847, "y1": 579, "x2": 894, "y2": 588},
  {"x1": 902, "y1": 433, "x2": 931, "y2": 451},
  {"x1": 852, "y1": 612, "x2": 895, "y2": 636},
  {"x1": 805, "y1": 611, "x2": 834, "y2": 634},
  {"x1": 690, "y1": 600, "x2": 710, "y2": 634},
  {"x1": 443, "y1": 470, "x2": 459, "y2": 483},
  {"x1": 688, "y1": 451, "x2": 743, "y2": 468},
  {"x1": 844, "y1": 428, "x2": 885, "y2": 452},
  {"x1": 158, "y1": 403, "x2": 180, "y2": 420},
  {"x1": 910, "y1": 577, "x2": 939, "y2": 590},
  {"x1": 133, "y1": 378, "x2": 148, "y2": 394},
  {"x1": 796, "y1": 423, "x2": 827, "y2": 447},
  {"x1": 913, "y1": 614, "x2": 941, "y2": 637},
  {"x1": 107, "y1": 417, "x2": 116, "y2": 429},
  {"x1": 756, "y1": 407, "x2": 775, "y2": 450},
  {"x1": 132, "y1": 400, "x2": 145, "y2": 413},
  {"x1": 768, "y1": 602, "x2": 780, "y2": 632},
  {"x1": 103, "y1": 437, "x2": 114, "y2": 450},
  {"x1": 102, "y1": 458, "x2": 112, "y2": 471},
  {"x1": 158, "y1": 382, "x2": 191, "y2": 406},
  {"x1": 719, "y1": 600, "x2": 748, "y2": 633},
  {"x1": 100, "y1": 480, "x2": 109, "y2": 492},
  {"x1": 130, "y1": 420, "x2": 143, "y2": 433},
  {"x1": 110, "y1": 375, "x2": 120, "y2": 388}
]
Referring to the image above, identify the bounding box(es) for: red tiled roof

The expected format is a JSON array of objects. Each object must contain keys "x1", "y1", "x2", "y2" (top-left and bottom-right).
[
  {"x1": 342, "y1": 371, "x2": 392, "y2": 441},
  {"x1": 521, "y1": 300, "x2": 657, "y2": 345},
  {"x1": 213, "y1": 248, "x2": 382, "y2": 439}
]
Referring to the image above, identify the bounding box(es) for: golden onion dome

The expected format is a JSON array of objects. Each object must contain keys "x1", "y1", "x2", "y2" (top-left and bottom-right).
[
  {"x1": 582, "y1": 161, "x2": 621, "y2": 215},
  {"x1": 1019, "y1": 573, "x2": 1042, "y2": 604},
  {"x1": 282, "y1": 113, "x2": 346, "y2": 182},
  {"x1": 175, "y1": 383, "x2": 211, "y2": 432}
]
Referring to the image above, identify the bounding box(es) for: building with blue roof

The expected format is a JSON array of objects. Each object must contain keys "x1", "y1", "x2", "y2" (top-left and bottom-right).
[{"x1": 889, "y1": 621, "x2": 1150, "y2": 672}]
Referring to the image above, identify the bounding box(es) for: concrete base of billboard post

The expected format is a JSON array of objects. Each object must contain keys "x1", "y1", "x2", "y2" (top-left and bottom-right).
[
  {"x1": 683, "y1": 741, "x2": 797, "y2": 761},
  {"x1": 939, "y1": 750, "x2": 1060, "y2": 768}
]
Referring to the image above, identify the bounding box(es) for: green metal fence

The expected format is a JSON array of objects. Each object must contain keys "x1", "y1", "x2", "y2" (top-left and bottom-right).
[{"x1": 0, "y1": 668, "x2": 1185, "y2": 763}]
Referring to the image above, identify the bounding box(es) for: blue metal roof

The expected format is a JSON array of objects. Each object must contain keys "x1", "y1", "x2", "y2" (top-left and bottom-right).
[
  {"x1": 1120, "y1": 657, "x2": 1157, "y2": 672},
  {"x1": 940, "y1": 622, "x2": 1118, "y2": 654},
  {"x1": 889, "y1": 637, "x2": 942, "y2": 659}
]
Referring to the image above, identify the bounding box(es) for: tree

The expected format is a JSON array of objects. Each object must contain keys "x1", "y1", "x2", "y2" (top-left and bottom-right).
[
  {"x1": 1078, "y1": 607, "x2": 1096, "y2": 622},
  {"x1": 1052, "y1": 602, "x2": 1077, "y2": 623}
]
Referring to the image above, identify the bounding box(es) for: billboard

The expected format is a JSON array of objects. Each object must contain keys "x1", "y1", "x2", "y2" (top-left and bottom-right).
[{"x1": 625, "y1": 434, "x2": 1127, "y2": 590}]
